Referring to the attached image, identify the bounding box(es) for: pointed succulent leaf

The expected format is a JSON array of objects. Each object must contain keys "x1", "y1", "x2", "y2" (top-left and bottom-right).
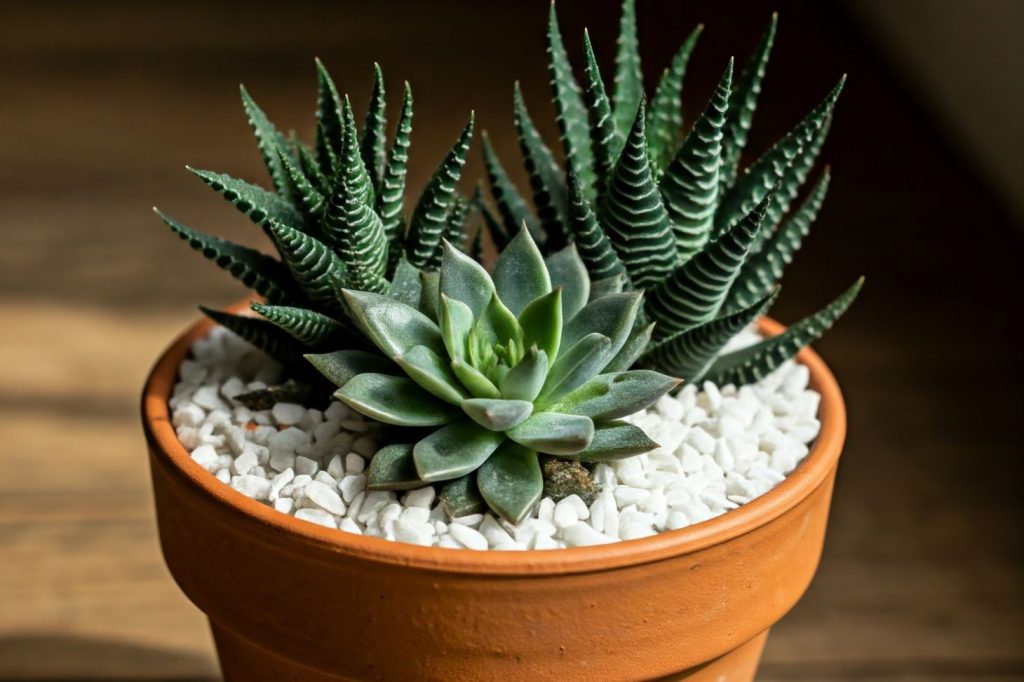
[
  {"x1": 439, "y1": 194, "x2": 471, "y2": 256},
  {"x1": 378, "y1": 82, "x2": 414, "y2": 248},
  {"x1": 337, "y1": 373, "x2": 457, "y2": 426},
  {"x1": 440, "y1": 475, "x2": 487, "y2": 517},
  {"x1": 158, "y1": 209, "x2": 301, "y2": 305},
  {"x1": 387, "y1": 258, "x2": 423, "y2": 309},
  {"x1": 581, "y1": 29, "x2": 623, "y2": 193},
  {"x1": 481, "y1": 132, "x2": 541, "y2": 243},
  {"x1": 451, "y1": 358, "x2": 502, "y2": 399},
  {"x1": 305, "y1": 349, "x2": 395, "y2": 388},
  {"x1": 360, "y1": 63, "x2": 387, "y2": 191},
  {"x1": 727, "y1": 169, "x2": 829, "y2": 311},
  {"x1": 547, "y1": 2, "x2": 597, "y2": 200},
  {"x1": 704, "y1": 277, "x2": 863, "y2": 386},
  {"x1": 561, "y1": 291, "x2": 642, "y2": 360},
  {"x1": 296, "y1": 141, "x2": 331, "y2": 196},
  {"x1": 602, "y1": 320, "x2": 656, "y2": 372},
  {"x1": 278, "y1": 148, "x2": 327, "y2": 227},
  {"x1": 499, "y1": 347, "x2": 548, "y2": 402},
  {"x1": 660, "y1": 59, "x2": 732, "y2": 264},
  {"x1": 566, "y1": 170, "x2": 628, "y2": 283},
  {"x1": 406, "y1": 113, "x2": 475, "y2": 268},
  {"x1": 395, "y1": 345, "x2": 468, "y2": 405},
  {"x1": 493, "y1": 228, "x2": 552, "y2": 315},
  {"x1": 646, "y1": 191, "x2": 770, "y2": 339},
  {"x1": 314, "y1": 59, "x2": 345, "y2": 176},
  {"x1": 473, "y1": 293, "x2": 522, "y2": 352},
  {"x1": 440, "y1": 241, "x2": 495, "y2": 318},
  {"x1": 600, "y1": 101, "x2": 676, "y2": 290},
  {"x1": 513, "y1": 84, "x2": 571, "y2": 250},
  {"x1": 477, "y1": 441, "x2": 543, "y2": 524},
  {"x1": 366, "y1": 444, "x2": 424, "y2": 491},
  {"x1": 647, "y1": 24, "x2": 703, "y2": 173},
  {"x1": 239, "y1": 85, "x2": 293, "y2": 200},
  {"x1": 342, "y1": 289, "x2": 445, "y2": 358},
  {"x1": 200, "y1": 307, "x2": 300, "y2": 367},
  {"x1": 419, "y1": 270, "x2": 440, "y2": 320},
  {"x1": 548, "y1": 370, "x2": 679, "y2": 421},
  {"x1": 413, "y1": 420, "x2": 506, "y2": 482},
  {"x1": 589, "y1": 273, "x2": 626, "y2": 300},
  {"x1": 517, "y1": 289, "x2": 562, "y2": 362},
  {"x1": 720, "y1": 14, "x2": 777, "y2": 191},
  {"x1": 539, "y1": 332, "x2": 612, "y2": 404},
  {"x1": 471, "y1": 180, "x2": 510, "y2": 250},
  {"x1": 251, "y1": 302, "x2": 349, "y2": 348},
  {"x1": 573, "y1": 420, "x2": 659, "y2": 462},
  {"x1": 266, "y1": 219, "x2": 348, "y2": 314},
  {"x1": 611, "y1": 0, "x2": 643, "y2": 134},
  {"x1": 714, "y1": 76, "x2": 843, "y2": 237},
  {"x1": 439, "y1": 294, "x2": 475, "y2": 361},
  {"x1": 643, "y1": 289, "x2": 777, "y2": 382},
  {"x1": 462, "y1": 398, "x2": 534, "y2": 431},
  {"x1": 507, "y1": 412, "x2": 594, "y2": 456},
  {"x1": 187, "y1": 167, "x2": 306, "y2": 240},
  {"x1": 544, "y1": 244, "x2": 591, "y2": 321}
]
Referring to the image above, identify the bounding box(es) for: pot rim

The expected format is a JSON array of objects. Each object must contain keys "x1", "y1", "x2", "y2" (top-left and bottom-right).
[{"x1": 142, "y1": 307, "x2": 846, "y2": 576}]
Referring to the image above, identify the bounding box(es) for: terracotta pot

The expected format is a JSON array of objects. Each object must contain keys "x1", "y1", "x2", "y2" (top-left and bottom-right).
[{"x1": 142, "y1": 310, "x2": 846, "y2": 682}]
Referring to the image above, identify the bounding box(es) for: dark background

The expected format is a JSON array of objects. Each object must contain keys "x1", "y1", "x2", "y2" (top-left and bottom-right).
[{"x1": 1, "y1": 1, "x2": 1021, "y2": 679}]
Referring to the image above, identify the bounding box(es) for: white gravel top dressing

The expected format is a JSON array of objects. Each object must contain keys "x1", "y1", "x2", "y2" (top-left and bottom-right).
[{"x1": 169, "y1": 326, "x2": 822, "y2": 550}]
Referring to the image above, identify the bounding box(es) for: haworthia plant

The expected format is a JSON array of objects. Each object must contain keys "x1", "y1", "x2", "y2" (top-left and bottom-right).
[
  {"x1": 157, "y1": 61, "x2": 481, "y2": 367},
  {"x1": 481, "y1": 1, "x2": 862, "y2": 385},
  {"x1": 309, "y1": 229, "x2": 679, "y2": 523}
]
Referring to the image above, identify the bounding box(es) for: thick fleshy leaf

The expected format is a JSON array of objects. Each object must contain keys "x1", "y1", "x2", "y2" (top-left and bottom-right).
[
  {"x1": 581, "y1": 30, "x2": 622, "y2": 192},
  {"x1": 451, "y1": 358, "x2": 502, "y2": 399},
  {"x1": 366, "y1": 444, "x2": 423, "y2": 491},
  {"x1": 462, "y1": 398, "x2": 534, "y2": 431},
  {"x1": 493, "y1": 228, "x2": 552, "y2": 315},
  {"x1": 714, "y1": 77, "x2": 844, "y2": 237},
  {"x1": 611, "y1": 0, "x2": 643, "y2": 134},
  {"x1": 561, "y1": 292, "x2": 642, "y2": 360},
  {"x1": 646, "y1": 24, "x2": 703, "y2": 173},
  {"x1": 342, "y1": 289, "x2": 445, "y2": 358},
  {"x1": 545, "y1": 244, "x2": 591, "y2": 320},
  {"x1": 547, "y1": 2, "x2": 597, "y2": 201},
  {"x1": 566, "y1": 171, "x2": 628, "y2": 283},
  {"x1": 573, "y1": 421, "x2": 659, "y2": 462},
  {"x1": 518, "y1": 289, "x2": 562, "y2": 361},
  {"x1": 379, "y1": 82, "x2": 414, "y2": 249},
  {"x1": 471, "y1": 294, "x2": 522, "y2": 362},
  {"x1": 387, "y1": 259, "x2": 423, "y2": 309},
  {"x1": 440, "y1": 475, "x2": 486, "y2": 517},
  {"x1": 477, "y1": 441, "x2": 543, "y2": 524},
  {"x1": 645, "y1": 192, "x2": 770, "y2": 339},
  {"x1": 337, "y1": 373, "x2": 457, "y2": 426},
  {"x1": 704, "y1": 277, "x2": 863, "y2": 386},
  {"x1": 481, "y1": 132, "x2": 541, "y2": 242},
  {"x1": 513, "y1": 84, "x2": 570, "y2": 250},
  {"x1": 314, "y1": 59, "x2": 345, "y2": 176},
  {"x1": 200, "y1": 307, "x2": 300, "y2": 367},
  {"x1": 548, "y1": 370, "x2": 679, "y2": 421},
  {"x1": 539, "y1": 333, "x2": 612, "y2": 404},
  {"x1": 158, "y1": 209, "x2": 301, "y2": 306},
  {"x1": 395, "y1": 345, "x2": 468, "y2": 405},
  {"x1": 439, "y1": 294, "x2": 474, "y2": 361},
  {"x1": 643, "y1": 289, "x2": 776, "y2": 383},
  {"x1": 726, "y1": 170, "x2": 829, "y2": 311},
  {"x1": 239, "y1": 85, "x2": 293, "y2": 201},
  {"x1": 660, "y1": 60, "x2": 732, "y2": 265},
  {"x1": 251, "y1": 303, "x2": 349, "y2": 348},
  {"x1": 602, "y1": 320, "x2": 656, "y2": 373},
  {"x1": 187, "y1": 167, "x2": 306, "y2": 241},
  {"x1": 266, "y1": 220, "x2": 347, "y2": 315},
  {"x1": 406, "y1": 113, "x2": 475, "y2": 268},
  {"x1": 304, "y1": 349, "x2": 395, "y2": 388},
  {"x1": 440, "y1": 241, "x2": 495, "y2": 318},
  {"x1": 720, "y1": 14, "x2": 777, "y2": 192},
  {"x1": 500, "y1": 347, "x2": 548, "y2": 402},
  {"x1": 360, "y1": 63, "x2": 387, "y2": 191},
  {"x1": 599, "y1": 101, "x2": 676, "y2": 290},
  {"x1": 413, "y1": 420, "x2": 506, "y2": 482},
  {"x1": 589, "y1": 273, "x2": 626, "y2": 300},
  {"x1": 507, "y1": 412, "x2": 594, "y2": 455},
  {"x1": 419, "y1": 270, "x2": 440, "y2": 320}
]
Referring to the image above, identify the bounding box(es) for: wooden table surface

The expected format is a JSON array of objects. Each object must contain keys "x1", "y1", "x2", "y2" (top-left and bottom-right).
[{"x1": 1, "y1": 1, "x2": 1021, "y2": 680}]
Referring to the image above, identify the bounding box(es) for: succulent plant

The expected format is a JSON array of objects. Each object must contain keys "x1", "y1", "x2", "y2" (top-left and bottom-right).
[
  {"x1": 480, "y1": 0, "x2": 862, "y2": 387},
  {"x1": 155, "y1": 60, "x2": 479, "y2": 368},
  {"x1": 307, "y1": 229, "x2": 679, "y2": 523}
]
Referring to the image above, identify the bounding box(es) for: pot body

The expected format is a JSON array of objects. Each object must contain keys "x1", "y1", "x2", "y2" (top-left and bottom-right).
[{"x1": 144, "y1": 313, "x2": 846, "y2": 682}]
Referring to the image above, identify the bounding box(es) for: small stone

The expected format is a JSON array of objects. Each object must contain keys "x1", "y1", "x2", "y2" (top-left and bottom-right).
[
  {"x1": 269, "y1": 468, "x2": 295, "y2": 500},
  {"x1": 193, "y1": 386, "x2": 225, "y2": 411},
  {"x1": 294, "y1": 456, "x2": 319, "y2": 476},
  {"x1": 272, "y1": 402, "x2": 305, "y2": 426},
  {"x1": 268, "y1": 451, "x2": 295, "y2": 473},
  {"x1": 305, "y1": 481, "x2": 347, "y2": 515},
  {"x1": 339, "y1": 518, "x2": 362, "y2": 535},
  {"x1": 345, "y1": 452, "x2": 366, "y2": 474},
  {"x1": 562, "y1": 523, "x2": 615, "y2": 547},
  {"x1": 173, "y1": 402, "x2": 205, "y2": 428},
  {"x1": 402, "y1": 486, "x2": 436, "y2": 509},
  {"x1": 448, "y1": 523, "x2": 488, "y2": 550},
  {"x1": 215, "y1": 468, "x2": 230, "y2": 484},
  {"x1": 326, "y1": 454, "x2": 345, "y2": 479},
  {"x1": 189, "y1": 444, "x2": 220, "y2": 472},
  {"x1": 231, "y1": 475, "x2": 271, "y2": 500},
  {"x1": 295, "y1": 508, "x2": 337, "y2": 529},
  {"x1": 553, "y1": 498, "x2": 580, "y2": 529},
  {"x1": 339, "y1": 474, "x2": 367, "y2": 503},
  {"x1": 273, "y1": 498, "x2": 294, "y2": 515},
  {"x1": 613, "y1": 486, "x2": 649, "y2": 507},
  {"x1": 451, "y1": 513, "x2": 484, "y2": 528},
  {"x1": 231, "y1": 449, "x2": 258, "y2": 476}
]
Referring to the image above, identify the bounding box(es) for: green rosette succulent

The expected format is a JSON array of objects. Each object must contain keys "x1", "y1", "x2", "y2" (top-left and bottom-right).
[
  {"x1": 480, "y1": 0, "x2": 863, "y2": 387},
  {"x1": 155, "y1": 60, "x2": 480, "y2": 369},
  {"x1": 308, "y1": 229, "x2": 680, "y2": 523}
]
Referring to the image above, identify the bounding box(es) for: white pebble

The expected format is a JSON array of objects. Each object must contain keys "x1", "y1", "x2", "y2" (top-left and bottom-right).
[
  {"x1": 295, "y1": 508, "x2": 337, "y2": 529},
  {"x1": 403, "y1": 487, "x2": 436, "y2": 509},
  {"x1": 345, "y1": 452, "x2": 366, "y2": 474},
  {"x1": 339, "y1": 474, "x2": 367, "y2": 503},
  {"x1": 294, "y1": 456, "x2": 318, "y2": 476},
  {"x1": 231, "y1": 475, "x2": 270, "y2": 500},
  {"x1": 305, "y1": 481, "x2": 346, "y2": 515},
  {"x1": 189, "y1": 444, "x2": 220, "y2": 472},
  {"x1": 448, "y1": 523, "x2": 488, "y2": 550},
  {"x1": 562, "y1": 523, "x2": 616, "y2": 547},
  {"x1": 272, "y1": 402, "x2": 305, "y2": 426}
]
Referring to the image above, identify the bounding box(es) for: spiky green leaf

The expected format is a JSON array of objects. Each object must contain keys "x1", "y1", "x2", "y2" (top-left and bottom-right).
[
  {"x1": 360, "y1": 63, "x2": 387, "y2": 191},
  {"x1": 266, "y1": 219, "x2": 347, "y2": 315},
  {"x1": 611, "y1": 0, "x2": 643, "y2": 134},
  {"x1": 581, "y1": 29, "x2": 622, "y2": 192},
  {"x1": 278, "y1": 148, "x2": 327, "y2": 227},
  {"x1": 477, "y1": 441, "x2": 543, "y2": 524},
  {"x1": 337, "y1": 373, "x2": 457, "y2": 426},
  {"x1": 413, "y1": 420, "x2": 506, "y2": 482},
  {"x1": 239, "y1": 85, "x2": 293, "y2": 201},
  {"x1": 251, "y1": 302, "x2": 348, "y2": 348},
  {"x1": 200, "y1": 307, "x2": 299, "y2": 367},
  {"x1": 566, "y1": 171, "x2": 628, "y2": 283},
  {"x1": 646, "y1": 24, "x2": 703, "y2": 173},
  {"x1": 378, "y1": 82, "x2": 414, "y2": 255},
  {"x1": 513, "y1": 84, "x2": 570, "y2": 250},
  {"x1": 314, "y1": 59, "x2": 345, "y2": 176},
  {"x1": 187, "y1": 167, "x2": 306, "y2": 241},
  {"x1": 481, "y1": 132, "x2": 540, "y2": 243}
]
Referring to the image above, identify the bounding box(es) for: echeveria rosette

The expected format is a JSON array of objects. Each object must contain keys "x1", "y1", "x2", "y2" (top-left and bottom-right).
[{"x1": 309, "y1": 229, "x2": 679, "y2": 523}]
